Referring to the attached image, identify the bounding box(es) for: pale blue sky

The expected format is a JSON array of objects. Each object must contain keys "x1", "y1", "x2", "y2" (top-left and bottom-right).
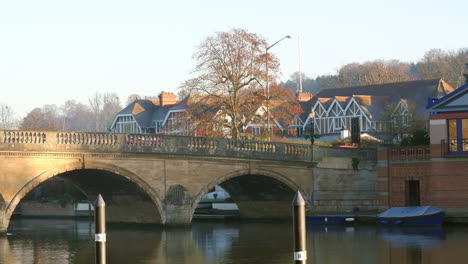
[{"x1": 0, "y1": 0, "x2": 466, "y2": 116}]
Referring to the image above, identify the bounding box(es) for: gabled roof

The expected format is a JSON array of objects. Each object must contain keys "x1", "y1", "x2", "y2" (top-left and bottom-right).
[
  {"x1": 426, "y1": 83, "x2": 468, "y2": 113},
  {"x1": 297, "y1": 79, "x2": 453, "y2": 123},
  {"x1": 116, "y1": 99, "x2": 158, "y2": 128},
  {"x1": 112, "y1": 96, "x2": 188, "y2": 130}
]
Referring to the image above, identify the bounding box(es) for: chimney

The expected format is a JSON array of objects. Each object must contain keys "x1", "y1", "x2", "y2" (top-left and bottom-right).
[
  {"x1": 340, "y1": 125, "x2": 349, "y2": 139},
  {"x1": 297, "y1": 92, "x2": 313, "y2": 102},
  {"x1": 159, "y1": 92, "x2": 177, "y2": 106}
]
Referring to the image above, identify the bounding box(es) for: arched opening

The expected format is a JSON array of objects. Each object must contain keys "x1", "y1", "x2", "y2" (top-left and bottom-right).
[
  {"x1": 8, "y1": 169, "x2": 163, "y2": 228},
  {"x1": 194, "y1": 173, "x2": 300, "y2": 220}
]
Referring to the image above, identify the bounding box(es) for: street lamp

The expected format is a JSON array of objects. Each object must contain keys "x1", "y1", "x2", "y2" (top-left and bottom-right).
[
  {"x1": 309, "y1": 112, "x2": 315, "y2": 145},
  {"x1": 265, "y1": 35, "x2": 291, "y2": 140}
]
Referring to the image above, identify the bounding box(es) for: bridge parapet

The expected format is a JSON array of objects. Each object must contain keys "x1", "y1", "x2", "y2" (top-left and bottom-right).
[{"x1": 0, "y1": 130, "x2": 313, "y2": 162}]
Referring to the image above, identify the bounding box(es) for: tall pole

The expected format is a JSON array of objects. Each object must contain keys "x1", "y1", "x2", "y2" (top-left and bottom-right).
[
  {"x1": 298, "y1": 35, "x2": 303, "y2": 94},
  {"x1": 95, "y1": 194, "x2": 106, "y2": 264},
  {"x1": 293, "y1": 191, "x2": 307, "y2": 264},
  {"x1": 266, "y1": 48, "x2": 270, "y2": 140},
  {"x1": 265, "y1": 35, "x2": 291, "y2": 140}
]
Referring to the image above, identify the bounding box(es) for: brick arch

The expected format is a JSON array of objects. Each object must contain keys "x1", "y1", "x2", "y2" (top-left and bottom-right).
[
  {"x1": 4, "y1": 161, "x2": 164, "y2": 229},
  {"x1": 190, "y1": 168, "x2": 309, "y2": 217}
]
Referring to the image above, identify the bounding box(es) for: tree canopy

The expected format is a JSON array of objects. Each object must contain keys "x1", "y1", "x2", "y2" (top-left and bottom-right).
[
  {"x1": 281, "y1": 48, "x2": 468, "y2": 93},
  {"x1": 180, "y1": 28, "x2": 300, "y2": 139}
]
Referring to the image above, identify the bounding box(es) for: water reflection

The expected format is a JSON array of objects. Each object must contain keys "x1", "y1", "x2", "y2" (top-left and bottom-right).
[
  {"x1": 4, "y1": 219, "x2": 468, "y2": 264},
  {"x1": 377, "y1": 227, "x2": 444, "y2": 248}
]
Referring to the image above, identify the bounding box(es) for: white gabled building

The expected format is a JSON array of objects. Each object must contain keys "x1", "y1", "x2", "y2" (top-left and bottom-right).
[
  {"x1": 109, "y1": 92, "x2": 189, "y2": 135},
  {"x1": 295, "y1": 79, "x2": 455, "y2": 138}
]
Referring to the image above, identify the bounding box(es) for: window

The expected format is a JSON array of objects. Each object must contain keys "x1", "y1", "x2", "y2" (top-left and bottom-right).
[
  {"x1": 447, "y1": 119, "x2": 468, "y2": 153},
  {"x1": 334, "y1": 117, "x2": 343, "y2": 130},
  {"x1": 295, "y1": 127, "x2": 304, "y2": 136},
  {"x1": 114, "y1": 116, "x2": 140, "y2": 133},
  {"x1": 252, "y1": 127, "x2": 260, "y2": 136},
  {"x1": 155, "y1": 121, "x2": 162, "y2": 134}
]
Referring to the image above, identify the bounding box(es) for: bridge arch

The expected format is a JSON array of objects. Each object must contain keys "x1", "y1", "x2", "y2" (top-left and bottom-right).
[
  {"x1": 0, "y1": 193, "x2": 4, "y2": 211},
  {"x1": 4, "y1": 161, "x2": 164, "y2": 230},
  {"x1": 191, "y1": 168, "x2": 309, "y2": 219}
]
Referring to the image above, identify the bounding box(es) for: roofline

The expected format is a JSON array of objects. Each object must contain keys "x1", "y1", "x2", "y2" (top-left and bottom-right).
[
  {"x1": 161, "y1": 109, "x2": 187, "y2": 127},
  {"x1": 109, "y1": 114, "x2": 135, "y2": 130},
  {"x1": 320, "y1": 78, "x2": 442, "y2": 93},
  {"x1": 426, "y1": 83, "x2": 468, "y2": 110}
]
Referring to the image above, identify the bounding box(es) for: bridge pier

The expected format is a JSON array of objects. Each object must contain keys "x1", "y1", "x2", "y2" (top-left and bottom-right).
[
  {"x1": 0, "y1": 210, "x2": 6, "y2": 235},
  {"x1": 163, "y1": 184, "x2": 193, "y2": 225},
  {"x1": 164, "y1": 205, "x2": 193, "y2": 225}
]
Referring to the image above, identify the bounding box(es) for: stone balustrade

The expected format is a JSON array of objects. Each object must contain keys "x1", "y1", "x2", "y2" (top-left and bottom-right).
[
  {"x1": 0, "y1": 130, "x2": 378, "y2": 163},
  {"x1": 0, "y1": 130, "x2": 312, "y2": 162}
]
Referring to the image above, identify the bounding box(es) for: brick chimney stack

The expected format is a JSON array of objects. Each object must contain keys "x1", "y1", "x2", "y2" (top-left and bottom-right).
[
  {"x1": 297, "y1": 92, "x2": 313, "y2": 102},
  {"x1": 159, "y1": 92, "x2": 177, "y2": 106}
]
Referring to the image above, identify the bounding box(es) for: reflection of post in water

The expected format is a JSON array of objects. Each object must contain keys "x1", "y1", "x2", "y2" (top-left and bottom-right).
[
  {"x1": 379, "y1": 241, "x2": 423, "y2": 264},
  {"x1": 33, "y1": 231, "x2": 43, "y2": 264},
  {"x1": 0, "y1": 235, "x2": 18, "y2": 264},
  {"x1": 409, "y1": 247, "x2": 422, "y2": 264}
]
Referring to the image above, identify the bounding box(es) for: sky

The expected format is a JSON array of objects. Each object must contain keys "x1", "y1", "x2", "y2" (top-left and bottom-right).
[{"x1": 0, "y1": 0, "x2": 466, "y2": 117}]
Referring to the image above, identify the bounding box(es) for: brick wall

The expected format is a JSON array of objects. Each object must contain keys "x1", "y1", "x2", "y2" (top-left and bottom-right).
[{"x1": 378, "y1": 146, "x2": 468, "y2": 215}]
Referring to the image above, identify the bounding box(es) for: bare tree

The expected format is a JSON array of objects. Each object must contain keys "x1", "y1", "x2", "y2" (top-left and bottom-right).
[
  {"x1": 20, "y1": 105, "x2": 61, "y2": 131},
  {"x1": 60, "y1": 100, "x2": 94, "y2": 131},
  {"x1": 179, "y1": 28, "x2": 281, "y2": 139},
  {"x1": 417, "y1": 48, "x2": 468, "y2": 88},
  {"x1": 465, "y1": 63, "x2": 468, "y2": 84},
  {"x1": 0, "y1": 104, "x2": 18, "y2": 130},
  {"x1": 87, "y1": 92, "x2": 122, "y2": 132},
  {"x1": 126, "y1": 94, "x2": 141, "y2": 106},
  {"x1": 88, "y1": 91, "x2": 103, "y2": 132},
  {"x1": 101, "y1": 93, "x2": 121, "y2": 132},
  {"x1": 338, "y1": 60, "x2": 414, "y2": 87}
]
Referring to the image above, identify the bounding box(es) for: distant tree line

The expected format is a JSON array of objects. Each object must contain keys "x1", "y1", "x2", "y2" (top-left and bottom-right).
[
  {"x1": 0, "y1": 92, "x2": 123, "y2": 132},
  {"x1": 281, "y1": 48, "x2": 468, "y2": 93}
]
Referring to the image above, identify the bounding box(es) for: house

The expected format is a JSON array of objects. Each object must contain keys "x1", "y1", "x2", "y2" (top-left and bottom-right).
[
  {"x1": 109, "y1": 92, "x2": 189, "y2": 135},
  {"x1": 296, "y1": 79, "x2": 454, "y2": 140},
  {"x1": 377, "y1": 82, "x2": 468, "y2": 217},
  {"x1": 427, "y1": 82, "x2": 468, "y2": 156}
]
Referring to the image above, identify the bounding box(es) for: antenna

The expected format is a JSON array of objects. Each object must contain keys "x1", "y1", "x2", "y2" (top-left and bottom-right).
[{"x1": 298, "y1": 35, "x2": 303, "y2": 94}]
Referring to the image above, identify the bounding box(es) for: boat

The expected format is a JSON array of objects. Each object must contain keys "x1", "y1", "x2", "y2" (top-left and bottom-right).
[
  {"x1": 306, "y1": 215, "x2": 355, "y2": 225},
  {"x1": 377, "y1": 206, "x2": 444, "y2": 226}
]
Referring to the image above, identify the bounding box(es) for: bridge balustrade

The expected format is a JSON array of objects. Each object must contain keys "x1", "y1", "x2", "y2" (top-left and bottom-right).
[
  {"x1": 0, "y1": 130, "x2": 333, "y2": 162},
  {"x1": 2, "y1": 131, "x2": 46, "y2": 144},
  {"x1": 57, "y1": 133, "x2": 118, "y2": 145}
]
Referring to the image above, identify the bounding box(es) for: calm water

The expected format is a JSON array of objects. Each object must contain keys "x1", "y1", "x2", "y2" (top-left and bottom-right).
[{"x1": 2, "y1": 219, "x2": 468, "y2": 264}]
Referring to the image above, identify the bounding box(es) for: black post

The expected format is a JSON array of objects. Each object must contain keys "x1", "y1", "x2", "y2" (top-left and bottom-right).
[
  {"x1": 94, "y1": 194, "x2": 106, "y2": 264},
  {"x1": 293, "y1": 191, "x2": 307, "y2": 264}
]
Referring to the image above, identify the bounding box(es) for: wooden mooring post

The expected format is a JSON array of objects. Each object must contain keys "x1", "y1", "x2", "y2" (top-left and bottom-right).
[
  {"x1": 293, "y1": 191, "x2": 307, "y2": 264},
  {"x1": 94, "y1": 194, "x2": 106, "y2": 264}
]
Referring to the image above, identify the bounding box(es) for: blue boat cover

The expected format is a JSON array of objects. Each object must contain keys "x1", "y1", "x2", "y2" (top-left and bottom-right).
[{"x1": 378, "y1": 206, "x2": 443, "y2": 218}]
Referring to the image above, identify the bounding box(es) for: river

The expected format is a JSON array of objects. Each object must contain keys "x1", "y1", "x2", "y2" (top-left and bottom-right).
[{"x1": 2, "y1": 218, "x2": 468, "y2": 263}]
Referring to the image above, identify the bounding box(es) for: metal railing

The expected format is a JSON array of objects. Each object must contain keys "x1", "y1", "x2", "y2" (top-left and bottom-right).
[
  {"x1": 441, "y1": 139, "x2": 468, "y2": 156},
  {"x1": 389, "y1": 145, "x2": 430, "y2": 160}
]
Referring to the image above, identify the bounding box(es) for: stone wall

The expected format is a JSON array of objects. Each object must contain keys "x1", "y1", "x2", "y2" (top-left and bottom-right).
[
  {"x1": 312, "y1": 157, "x2": 378, "y2": 213},
  {"x1": 15, "y1": 201, "x2": 75, "y2": 217}
]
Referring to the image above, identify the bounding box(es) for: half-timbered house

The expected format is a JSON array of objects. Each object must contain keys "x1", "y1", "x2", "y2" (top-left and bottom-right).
[{"x1": 297, "y1": 79, "x2": 455, "y2": 138}]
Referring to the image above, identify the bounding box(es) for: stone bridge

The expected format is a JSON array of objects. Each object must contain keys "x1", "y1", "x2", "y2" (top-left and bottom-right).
[{"x1": 0, "y1": 130, "x2": 377, "y2": 233}]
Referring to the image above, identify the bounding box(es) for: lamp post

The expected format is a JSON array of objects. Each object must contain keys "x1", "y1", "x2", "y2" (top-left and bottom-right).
[
  {"x1": 266, "y1": 35, "x2": 291, "y2": 140},
  {"x1": 309, "y1": 112, "x2": 315, "y2": 145}
]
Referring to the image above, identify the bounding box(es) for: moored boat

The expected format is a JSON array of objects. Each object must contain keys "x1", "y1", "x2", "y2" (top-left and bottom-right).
[
  {"x1": 377, "y1": 206, "x2": 444, "y2": 226},
  {"x1": 306, "y1": 215, "x2": 355, "y2": 225}
]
